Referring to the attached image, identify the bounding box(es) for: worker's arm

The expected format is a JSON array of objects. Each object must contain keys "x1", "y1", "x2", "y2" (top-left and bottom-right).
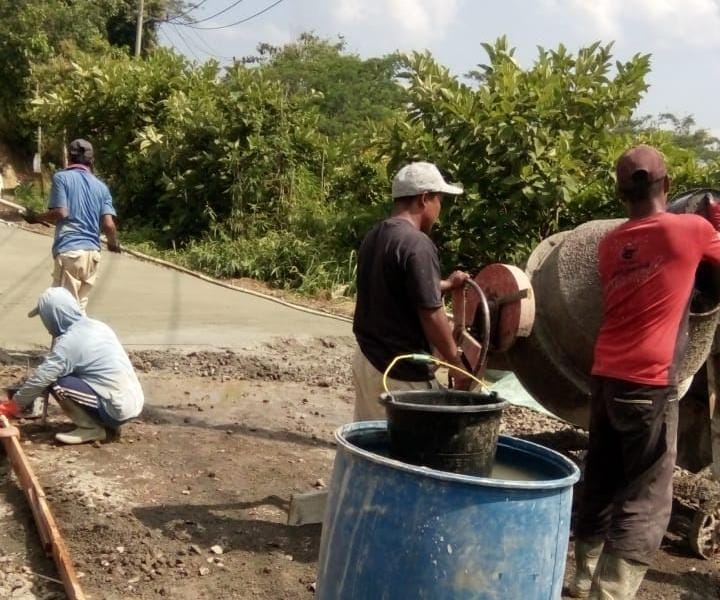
[
  {"x1": 102, "y1": 214, "x2": 121, "y2": 252},
  {"x1": 418, "y1": 306, "x2": 471, "y2": 389},
  {"x1": 23, "y1": 206, "x2": 67, "y2": 225},
  {"x1": 697, "y1": 216, "x2": 720, "y2": 265},
  {"x1": 13, "y1": 350, "x2": 70, "y2": 409}
]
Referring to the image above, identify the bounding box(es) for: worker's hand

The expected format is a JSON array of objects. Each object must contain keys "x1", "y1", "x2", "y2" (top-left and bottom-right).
[
  {"x1": 447, "y1": 355, "x2": 473, "y2": 391},
  {"x1": 449, "y1": 371, "x2": 473, "y2": 391},
  {"x1": 442, "y1": 270, "x2": 470, "y2": 292},
  {"x1": 107, "y1": 241, "x2": 121, "y2": 253},
  {"x1": 22, "y1": 208, "x2": 40, "y2": 225}
]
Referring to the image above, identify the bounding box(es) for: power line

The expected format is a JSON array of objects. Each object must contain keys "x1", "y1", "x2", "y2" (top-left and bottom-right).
[
  {"x1": 177, "y1": 0, "x2": 286, "y2": 30},
  {"x1": 187, "y1": 27, "x2": 236, "y2": 61},
  {"x1": 167, "y1": 0, "x2": 210, "y2": 22},
  {"x1": 169, "y1": 23, "x2": 201, "y2": 61},
  {"x1": 183, "y1": 0, "x2": 246, "y2": 25},
  {"x1": 161, "y1": 21, "x2": 235, "y2": 62}
]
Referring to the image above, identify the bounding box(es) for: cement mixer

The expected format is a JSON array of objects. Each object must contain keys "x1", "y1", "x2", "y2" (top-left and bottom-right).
[{"x1": 452, "y1": 189, "x2": 720, "y2": 558}]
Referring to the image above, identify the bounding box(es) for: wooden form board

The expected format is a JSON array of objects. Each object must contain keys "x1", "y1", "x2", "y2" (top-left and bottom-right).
[{"x1": 0, "y1": 415, "x2": 86, "y2": 600}]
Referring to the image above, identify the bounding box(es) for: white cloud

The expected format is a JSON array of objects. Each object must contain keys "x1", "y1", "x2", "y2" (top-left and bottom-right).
[
  {"x1": 543, "y1": 0, "x2": 720, "y2": 47},
  {"x1": 333, "y1": 0, "x2": 460, "y2": 39},
  {"x1": 334, "y1": 0, "x2": 366, "y2": 22}
]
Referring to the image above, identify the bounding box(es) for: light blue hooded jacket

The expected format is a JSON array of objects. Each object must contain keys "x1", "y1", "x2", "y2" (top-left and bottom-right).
[{"x1": 15, "y1": 287, "x2": 144, "y2": 421}]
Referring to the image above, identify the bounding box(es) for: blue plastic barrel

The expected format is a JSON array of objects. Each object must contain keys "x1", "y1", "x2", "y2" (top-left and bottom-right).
[{"x1": 316, "y1": 421, "x2": 580, "y2": 600}]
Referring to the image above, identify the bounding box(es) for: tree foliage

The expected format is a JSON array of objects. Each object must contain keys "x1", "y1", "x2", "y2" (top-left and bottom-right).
[
  {"x1": 30, "y1": 46, "x2": 390, "y2": 292},
  {"x1": 0, "y1": 0, "x2": 177, "y2": 148},
  {"x1": 245, "y1": 33, "x2": 405, "y2": 140},
  {"x1": 381, "y1": 38, "x2": 718, "y2": 269},
  {"x1": 621, "y1": 113, "x2": 720, "y2": 162},
  {"x1": 18, "y1": 32, "x2": 720, "y2": 292}
]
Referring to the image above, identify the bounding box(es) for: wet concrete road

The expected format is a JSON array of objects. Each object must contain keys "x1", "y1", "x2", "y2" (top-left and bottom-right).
[{"x1": 0, "y1": 224, "x2": 350, "y2": 351}]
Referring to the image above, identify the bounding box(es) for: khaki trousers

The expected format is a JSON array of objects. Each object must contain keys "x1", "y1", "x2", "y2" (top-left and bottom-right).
[
  {"x1": 352, "y1": 346, "x2": 438, "y2": 421},
  {"x1": 52, "y1": 250, "x2": 101, "y2": 314}
]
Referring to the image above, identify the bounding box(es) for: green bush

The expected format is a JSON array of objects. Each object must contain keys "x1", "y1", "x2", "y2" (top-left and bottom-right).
[
  {"x1": 178, "y1": 232, "x2": 357, "y2": 296},
  {"x1": 26, "y1": 36, "x2": 720, "y2": 294}
]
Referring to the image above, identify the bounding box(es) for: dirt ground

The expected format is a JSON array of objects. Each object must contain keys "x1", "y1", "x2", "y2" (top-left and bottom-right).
[{"x1": 0, "y1": 337, "x2": 718, "y2": 600}]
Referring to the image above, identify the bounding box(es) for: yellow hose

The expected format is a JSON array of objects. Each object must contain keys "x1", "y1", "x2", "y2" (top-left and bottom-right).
[{"x1": 382, "y1": 353, "x2": 488, "y2": 394}]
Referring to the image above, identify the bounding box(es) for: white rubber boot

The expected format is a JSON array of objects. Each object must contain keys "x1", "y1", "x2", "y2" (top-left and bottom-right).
[
  {"x1": 568, "y1": 539, "x2": 604, "y2": 598},
  {"x1": 588, "y1": 552, "x2": 648, "y2": 600},
  {"x1": 54, "y1": 397, "x2": 107, "y2": 445}
]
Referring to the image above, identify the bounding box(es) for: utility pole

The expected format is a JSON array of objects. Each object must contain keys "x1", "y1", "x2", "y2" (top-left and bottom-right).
[
  {"x1": 134, "y1": 0, "x2": 145, "y2": 57},
  {"x1": 34, "y1": 83, "x2": 45, "y2": 197}
]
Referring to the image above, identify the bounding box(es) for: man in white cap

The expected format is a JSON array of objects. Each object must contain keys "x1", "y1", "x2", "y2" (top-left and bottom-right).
[{"x1": 352, "y1": 162, "x2": 470, "y2": 420}]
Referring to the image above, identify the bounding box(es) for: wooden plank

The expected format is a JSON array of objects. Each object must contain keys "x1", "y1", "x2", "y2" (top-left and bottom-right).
[
  {"x1": 287, "y1": 490, "x2": 328, "y2": 526},
  {"x1": 0, "y1": 415, "x2": 86, "y2": 600}
]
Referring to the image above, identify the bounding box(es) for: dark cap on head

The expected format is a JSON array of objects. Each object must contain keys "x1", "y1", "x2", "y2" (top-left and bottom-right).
[
  {"x1": 616, "y1": 144, "x2": 667, "y2": 193},
  {"x1": 68, "y1": 138, "x2": 93, "y2": 163}
]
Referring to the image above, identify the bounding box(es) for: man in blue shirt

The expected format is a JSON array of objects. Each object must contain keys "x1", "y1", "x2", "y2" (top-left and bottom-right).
[{"x1": 25, "y1": 139, "x2": 120, "y2": 313}]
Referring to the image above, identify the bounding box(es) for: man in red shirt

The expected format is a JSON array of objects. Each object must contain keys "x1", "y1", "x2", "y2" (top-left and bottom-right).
[{"x1": 569, "y1": 145, "x2": 720, "y2": 599}]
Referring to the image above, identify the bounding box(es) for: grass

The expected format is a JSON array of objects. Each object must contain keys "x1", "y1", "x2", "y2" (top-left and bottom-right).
[{"x1": 121, "y1": 230, "x2": 358, "y2": 299}]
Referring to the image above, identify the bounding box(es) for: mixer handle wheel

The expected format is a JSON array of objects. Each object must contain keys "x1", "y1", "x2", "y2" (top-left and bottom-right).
[{"x1": 451, "y1": 264, "x2": 536, "y2": 379}]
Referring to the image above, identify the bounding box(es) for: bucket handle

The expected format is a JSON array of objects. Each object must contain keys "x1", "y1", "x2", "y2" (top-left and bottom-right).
[{"x1": 382, "y1": 354, "x2": 488, "y2": 394}]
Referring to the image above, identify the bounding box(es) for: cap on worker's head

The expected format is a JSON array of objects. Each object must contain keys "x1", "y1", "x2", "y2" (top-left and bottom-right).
[
  {"x1": 68, "y1": 138, "x2": 93, "y2": 163},
  {"x1": 391, "y1": 162, "x2": 463, "y2": 199},
  {"x1": 616, "y1": 144, "x2": 667, "y2": 193}
]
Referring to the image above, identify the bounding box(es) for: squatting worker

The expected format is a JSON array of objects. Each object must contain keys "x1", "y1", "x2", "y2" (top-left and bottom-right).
[
  {"x1": 24, "y1": 139, "x2": 120, "y2": 313},
  {"x1": 8, "y1": 287, "x2": 144, "y2": 445},
  {"x1": 352, "y1": 161, "x2": 471, "y2": 421},
  {"x1": 569, "y1": 145, "x2": 720, "y2": 599}
]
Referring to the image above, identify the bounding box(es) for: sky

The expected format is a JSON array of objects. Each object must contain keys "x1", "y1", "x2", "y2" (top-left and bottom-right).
[{"x1": 158, "y1": 0, "x2": 720, "y2": 137}]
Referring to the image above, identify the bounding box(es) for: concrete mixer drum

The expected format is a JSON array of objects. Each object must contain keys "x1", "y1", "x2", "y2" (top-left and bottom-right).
[{"x1": 503, "y1": 218, "x2": 720, "y2": 433}]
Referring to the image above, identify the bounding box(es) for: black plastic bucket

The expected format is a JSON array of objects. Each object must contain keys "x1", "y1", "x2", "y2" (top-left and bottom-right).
[{"x1": 379, "y1": 389, "x2": 508, "y2": 476}]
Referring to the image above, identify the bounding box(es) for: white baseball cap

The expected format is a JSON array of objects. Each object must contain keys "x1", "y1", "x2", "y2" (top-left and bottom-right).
[{"x1": 391, "y1": 162, "x2": 464, "y2": 199}]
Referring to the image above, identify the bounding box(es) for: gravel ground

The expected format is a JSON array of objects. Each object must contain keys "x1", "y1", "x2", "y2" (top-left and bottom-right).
[{"x1": 0, "y1": 337, "x2": 718, "y2": 599}]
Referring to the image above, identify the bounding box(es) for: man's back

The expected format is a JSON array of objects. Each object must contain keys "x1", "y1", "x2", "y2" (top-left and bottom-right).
[
  {"x1": 593, "y1": 212, "x2": 720, "y2": 385},
  {"x1": 353, "y1": 217, "x2": 442, "y2": 381},
  {"x1": 50, "y1": 166, "x2": 114, "y2": 256},
  {"x1": 55, "y1": 317, "x2": 143, "y2": 421}
]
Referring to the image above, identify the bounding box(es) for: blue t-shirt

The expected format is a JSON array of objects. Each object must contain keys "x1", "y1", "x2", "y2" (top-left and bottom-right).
[{"x1": 48, "y1": 165, "x2": 116, "y2": 256}]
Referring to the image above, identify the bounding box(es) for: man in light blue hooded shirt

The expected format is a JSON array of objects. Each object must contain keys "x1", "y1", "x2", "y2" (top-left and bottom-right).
[{"x1": 12, "y1": 287, "x2": 144, "y2": 444}]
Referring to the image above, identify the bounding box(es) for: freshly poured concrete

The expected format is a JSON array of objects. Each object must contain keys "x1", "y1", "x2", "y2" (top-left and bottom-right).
[{"x1": 0, "y1": 224, "x2": 350, "y2": 351}]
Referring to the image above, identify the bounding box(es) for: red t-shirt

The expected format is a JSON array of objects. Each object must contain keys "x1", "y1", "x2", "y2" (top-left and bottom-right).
[{"x1": 592, "y1": 212, "x2": 720, "y2": 385}]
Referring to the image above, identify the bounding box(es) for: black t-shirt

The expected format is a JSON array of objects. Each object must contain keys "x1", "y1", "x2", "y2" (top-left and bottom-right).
[{"x1": 353, "y1": 217, "x2": 443, "y2": 381}]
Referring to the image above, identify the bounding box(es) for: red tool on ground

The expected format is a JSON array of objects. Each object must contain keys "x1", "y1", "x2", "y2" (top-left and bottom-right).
[{"x1": 0, "y1": 396, "x2": 20, "y2": 418}]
